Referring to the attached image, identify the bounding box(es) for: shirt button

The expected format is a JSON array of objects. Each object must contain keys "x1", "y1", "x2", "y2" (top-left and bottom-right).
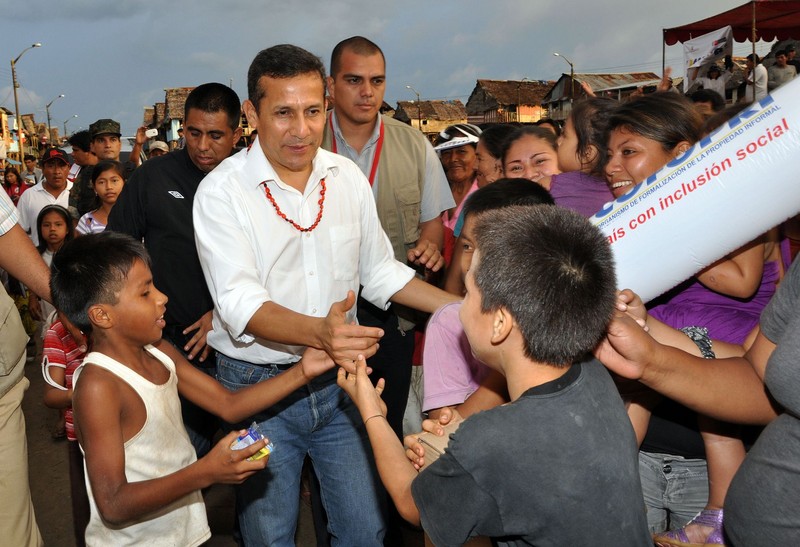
[
  {"x1": 309, "y1": 271, "x2": 314, "y2": 276},
  {"x1": 663, "y1": 465, "x2": 672, "y2": 474},
  {"x1": 311, "y1": 308, "x2": 317, "y2": 314}
]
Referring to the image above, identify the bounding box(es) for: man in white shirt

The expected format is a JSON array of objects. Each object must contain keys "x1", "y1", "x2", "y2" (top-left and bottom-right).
[
  {"x1": 17, "y1": 148, "x2": 71, "y2": 246},
  {"x1": 744, "y1": 53, "x2": 768, "y2": 102},
  {"x1": 193, "y1": 44, "x2": 456, "y2": 547}
]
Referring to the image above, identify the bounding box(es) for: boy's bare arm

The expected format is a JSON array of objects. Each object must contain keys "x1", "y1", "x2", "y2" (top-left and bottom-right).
[
  {"x1": 75, "y1": 366, "x2": 267, "y2": 525},
  {"x1": 158, "y1": 340, "x2": 338, "y2": 424},
  {"x1": 391, "y1": 277, "x2": 461, "y2": 315},
  {"x1": 337, "y1": 358, "x2": 421, "y2": 525}
]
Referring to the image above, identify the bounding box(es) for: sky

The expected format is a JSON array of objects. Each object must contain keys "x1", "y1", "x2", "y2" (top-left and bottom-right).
[{"x1": 0, "y1": 0, "x2": 777, "y2": 137}]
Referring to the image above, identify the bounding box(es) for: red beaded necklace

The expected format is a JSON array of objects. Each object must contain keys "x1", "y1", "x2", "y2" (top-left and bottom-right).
[{"x1": 262, "y1": 178, "x2": 326, "y2": 233}]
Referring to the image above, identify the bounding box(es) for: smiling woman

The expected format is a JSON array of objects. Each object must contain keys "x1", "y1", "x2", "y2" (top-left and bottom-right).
[{"x1": 434, "y1": 123, "x2": 482, "y2": 230}]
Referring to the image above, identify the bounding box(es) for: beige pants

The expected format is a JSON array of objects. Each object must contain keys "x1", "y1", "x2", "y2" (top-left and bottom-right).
[{"x1": 0, "y1": 375, "x2": 43, "y2": 547}]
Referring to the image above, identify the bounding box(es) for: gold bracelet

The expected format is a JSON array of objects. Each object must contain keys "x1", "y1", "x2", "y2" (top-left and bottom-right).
[{"x1": 364, "y1": 414, "x2": 385, "y2": 425}]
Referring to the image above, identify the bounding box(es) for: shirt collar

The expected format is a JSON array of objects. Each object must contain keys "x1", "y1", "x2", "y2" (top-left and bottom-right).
[
  {"x1": 330, "y1": 110, "x2": 381, "y2": 153},
  {"x1": 243, "y1": 136, "x2": 338, "y2": 195}
]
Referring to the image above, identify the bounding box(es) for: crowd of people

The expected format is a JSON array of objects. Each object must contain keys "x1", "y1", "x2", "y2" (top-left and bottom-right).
[{"x1": 1, "y1": 37, "x2": 799, "y2": 547}]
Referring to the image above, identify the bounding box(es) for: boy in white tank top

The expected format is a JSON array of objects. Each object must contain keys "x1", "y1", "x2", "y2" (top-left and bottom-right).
[{"x1": 50, "y1": 232, "x2": 336, "y2": 546}]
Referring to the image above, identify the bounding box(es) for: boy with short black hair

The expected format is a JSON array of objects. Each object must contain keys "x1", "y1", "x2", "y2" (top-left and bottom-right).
[
  {"x1": 339, "y1": 205, "x2": 651, "y2": 546},
  {"x1": 422, "y1": 179, "x2": 554, "y2": 418},
  {"x1": 51, "y1": 231, "x2": 334, "y2": 546}
]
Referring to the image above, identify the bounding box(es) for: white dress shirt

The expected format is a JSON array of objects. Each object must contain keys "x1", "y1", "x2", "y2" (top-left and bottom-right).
[{"x1": 194, "y1": 141, "x2": 415, "y2": 364}]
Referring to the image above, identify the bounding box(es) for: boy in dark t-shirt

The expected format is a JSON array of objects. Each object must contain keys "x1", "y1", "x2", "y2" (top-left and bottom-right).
[{"x1": 338, "y1": 205, "x2": 650, "y2": 546}]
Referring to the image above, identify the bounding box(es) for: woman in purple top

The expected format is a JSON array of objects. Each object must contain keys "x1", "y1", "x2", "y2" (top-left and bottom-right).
[{"x1": 605, "y1": 95, "x2": 785, "y2": 546}]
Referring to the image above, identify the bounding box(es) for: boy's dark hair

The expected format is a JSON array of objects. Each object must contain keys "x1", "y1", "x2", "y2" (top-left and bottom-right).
[
  {"x1": 35, "y1": 205, "x2": 74, "y2": 255},
  {"x1": 330, "y1": 36, "x2": 385, "y2": 80},
  {"x1": 24, "y1": 154, "x2": 36, "y2": 162},
  {"x1": 248, "y1": 45, "x2": 326, "y2": 109},
  {"x1": 689, "y1": 89, "x2": 725, "y2": 112},
  {"x1": 184, "y1": 83, "x2": 241, "y2": 131},
  {"x1": 68, "y1": 130, "x2": 92, "y2": 153},
  {"x1": 462, "y1": 178, "x2": 554, "y2": 219},
  {"x1": 51, "y1": 232, "x2": 151, "y2": 333},
  {"x1": 569, "y1": 97, "x2": 618, "y2": 176},
  {"x1": 472, "y1": 206, "x2": 616, "y2": 366}
]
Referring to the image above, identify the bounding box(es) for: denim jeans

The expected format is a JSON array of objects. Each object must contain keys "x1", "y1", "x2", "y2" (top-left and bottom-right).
[
  {"x1": 639, "y1": 451, "x2": 709, "y2": 534},
  {"x1": 216, "y1": 353, "x2": 386, "y2": 546}
]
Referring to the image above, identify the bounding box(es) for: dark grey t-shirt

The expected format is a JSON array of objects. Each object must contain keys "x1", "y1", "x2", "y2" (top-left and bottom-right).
[
  {"x1": 727, "y1": 258, "x2": 800, "y2": 545},
  {"x1": 411, "y1": 359, "x2": 650, "y2": 547}
]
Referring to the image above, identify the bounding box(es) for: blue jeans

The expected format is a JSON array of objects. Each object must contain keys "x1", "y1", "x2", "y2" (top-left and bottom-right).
[
  {"x1": 639, "y1": 451, "x2": 709, "y2": 534},
  {"x1": 216, "y1": 353, "x2": 386, "y2": 546}
]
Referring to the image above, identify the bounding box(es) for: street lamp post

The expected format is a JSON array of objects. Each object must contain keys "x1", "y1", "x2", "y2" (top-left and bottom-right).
[
  {"x1": 553, "y1": 52, "x2": 575, "y2": 102},
  {"x1": 45, "y1": 93, "x2": 64, "y2": 144},
  {"x1": 406, "y1": 85, "x2": 422, "y2": 131},
  {"x1": 63, "y1": 115, "x2": 78, "y2": 138},
  {"x1": 11, "y1": 43, "x2": 42, "y2": 161}
]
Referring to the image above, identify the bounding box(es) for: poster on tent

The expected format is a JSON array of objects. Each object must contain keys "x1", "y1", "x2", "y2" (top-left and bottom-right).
[{"x1": 683, "y1": 25, "x2": 733, "y2": 89}]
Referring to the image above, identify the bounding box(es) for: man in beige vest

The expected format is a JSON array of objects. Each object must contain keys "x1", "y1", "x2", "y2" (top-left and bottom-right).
[{"x1": 323, "y1": 36, "x2": 454, "y2": 441}]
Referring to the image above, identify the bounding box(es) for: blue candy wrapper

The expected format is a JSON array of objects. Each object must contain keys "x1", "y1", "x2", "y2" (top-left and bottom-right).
[{"x1": 230, "y1": 422, "x2": 274, "y2": 461}]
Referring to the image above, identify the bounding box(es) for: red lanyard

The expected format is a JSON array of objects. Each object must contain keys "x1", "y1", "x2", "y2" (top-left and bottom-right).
[{"x1": 329, "y1": 112, "x2": 384, "y2": 187}]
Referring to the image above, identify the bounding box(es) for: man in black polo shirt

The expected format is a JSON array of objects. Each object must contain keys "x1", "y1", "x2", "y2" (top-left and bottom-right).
[{"x1": 107, "y1": 83, "x2": 242, "y2": 456}]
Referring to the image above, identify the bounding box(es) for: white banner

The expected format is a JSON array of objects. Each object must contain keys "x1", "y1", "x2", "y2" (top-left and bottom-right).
[
  {"x1": 683, "y1": 25, "x2": 733, "y2": 89},
  {"x1": 590, "y1": 77, "x2": 800, "y2": 303}
]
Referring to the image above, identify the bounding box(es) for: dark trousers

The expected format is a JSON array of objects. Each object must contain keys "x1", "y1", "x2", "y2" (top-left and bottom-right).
[{"x1": 356, "y1": 298, "x2": 415, "y2": 439}]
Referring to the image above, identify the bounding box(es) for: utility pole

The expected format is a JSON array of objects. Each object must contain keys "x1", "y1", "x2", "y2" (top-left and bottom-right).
[{"x1": 11, "y1": 43, "x2": 42, "y2": 161}]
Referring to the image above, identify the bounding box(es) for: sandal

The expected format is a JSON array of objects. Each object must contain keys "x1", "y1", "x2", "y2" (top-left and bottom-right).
[{"x1": 653, "y1": 509, "x2": 724, "y2": 547}]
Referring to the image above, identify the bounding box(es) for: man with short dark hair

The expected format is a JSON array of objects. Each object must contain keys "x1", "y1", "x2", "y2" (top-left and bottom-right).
[
  {"x1": 107, "y1": 83, "x2": 242, "y2": 457},
  {"x1": 744, "y1": 53, "x2": 768, "y2": 102},
  {"x1": 67, "y1": 130, "x2": 98, "y2": 215},
  {"x1": 194, "y1": 44, "x2": 456, "y2": 547},
  {"x1": 767, "y1": 49, "x2": 797, "y2": 90},
  {"x1": 21, "y1": 154, "x2": 42, "y2": 186},
  {"x1": 324, "y1": 36, "x2": 454, "y2": 440},
  {"x1": 689, "y1": 88, "x2": 726, "y2": 115},
  {"x1": 17, "y1": 148, "x2": 71, "y2": 246},
  {"x1": 786, "y1": 44, "x2": 800, "y2": 74},
  {"x1": 76, "y1": 119, "x2": 142, "y2": 215}
]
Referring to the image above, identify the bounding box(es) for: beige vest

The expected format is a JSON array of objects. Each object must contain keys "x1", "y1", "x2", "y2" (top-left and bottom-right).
[{"x1": 323, "y1": 114, "x2": 426, "y2": 263}]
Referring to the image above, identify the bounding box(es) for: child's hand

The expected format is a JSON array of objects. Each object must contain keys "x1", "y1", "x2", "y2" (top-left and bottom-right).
[
  {"x1": 201, "y1": 430, "x2": 269, "y2": 485},
  {"x1": 404, "y1": 434, "x2": 427, "y2": 470},
  {"x1": 299, "y1": 347, "x2": 336, "y2": 380},
  {"x1": 336, "y1": 354, "x2": 386, "y2": 420},
  {"x1": 615, "y1": 289, "x2": 648, "y2": 330}
]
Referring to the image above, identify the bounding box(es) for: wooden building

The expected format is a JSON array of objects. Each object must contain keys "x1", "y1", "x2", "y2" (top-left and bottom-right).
[
  {"x1": 465, "y1": 79, "x2": 553, "y2": 125},
  {"x1": 394, "y1": 99, "x2": 467, "y2": 136}
]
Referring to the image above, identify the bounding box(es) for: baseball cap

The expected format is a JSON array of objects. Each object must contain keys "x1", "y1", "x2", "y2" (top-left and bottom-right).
[
  {"x1": 150, "y1": 141, "x2": 169, "y2": 153},
  {"x1": 40, "y1": 148, "x2": 70, "y2": 166},
  {"x1": 90, "y1": 119, "x2": 122, "y2": 138}
]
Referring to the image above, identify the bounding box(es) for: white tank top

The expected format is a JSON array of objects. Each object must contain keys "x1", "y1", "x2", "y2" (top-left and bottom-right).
[{"x1": 76, "y1": 345, "x2": 211, "y2": 547}]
